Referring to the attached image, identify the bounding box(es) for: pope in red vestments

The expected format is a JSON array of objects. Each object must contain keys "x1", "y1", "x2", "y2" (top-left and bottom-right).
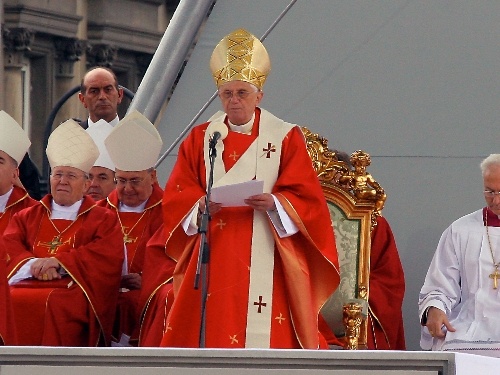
[
  {"x1": 159, "y1": 28, "x2": 339, "y2": 350},
  {"x1": 161, "y1": 106, "x2": 339, "y2": 349}
]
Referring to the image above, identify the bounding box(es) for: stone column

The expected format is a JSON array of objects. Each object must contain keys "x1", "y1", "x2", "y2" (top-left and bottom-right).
[
  {"x1": 2, "y1": 27, "x2": 34, "y2": 125},
  {"x1": 86, "y1": 43, "x2": 118, "y2": 68},
  {"x1": 53, "y1": 37, "x2": 86, "y2": 125}
]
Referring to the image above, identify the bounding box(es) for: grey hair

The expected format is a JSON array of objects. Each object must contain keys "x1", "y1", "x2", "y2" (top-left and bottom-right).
[{"x1": 480, "y1": 154, "x2": 500, "y2": 176}]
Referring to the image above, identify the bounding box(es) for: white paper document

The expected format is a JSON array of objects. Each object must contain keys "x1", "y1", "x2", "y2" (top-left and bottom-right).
[{"x1": 210, "y1": 180, "x2": 264, "y2": 207}]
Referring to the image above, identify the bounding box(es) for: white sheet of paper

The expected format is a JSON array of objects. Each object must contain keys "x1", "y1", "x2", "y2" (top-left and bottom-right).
[{"x1": 210, "y1": 180, "x2": 264, "y2": 207}]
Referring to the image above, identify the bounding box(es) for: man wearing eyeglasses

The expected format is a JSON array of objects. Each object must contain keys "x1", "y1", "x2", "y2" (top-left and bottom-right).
[
  {"x1": 156, "y1": 29, "x2": 340, "y2": 349},
  {"x1": 99, "y1": 110, "x2": 165, "y2": 346},
  {"x1": 419, "y1": 154, "x2": 500, "y2": 356},
  {"x1": 4, "y1": 119, "x2": 124, "y2": 346},
  {"x1": 0, "y1": 111, "x2": 34, "y2": 346}
]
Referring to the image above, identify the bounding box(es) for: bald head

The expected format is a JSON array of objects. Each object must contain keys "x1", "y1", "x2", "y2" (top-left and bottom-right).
[{"x1": 78, "y1": 67, "x2": 123, "y2": 123}]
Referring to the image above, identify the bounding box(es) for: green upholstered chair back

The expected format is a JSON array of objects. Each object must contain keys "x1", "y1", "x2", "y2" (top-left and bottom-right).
[{"x1": 302, "y1": 127, "x2": 385, "y2": 349}]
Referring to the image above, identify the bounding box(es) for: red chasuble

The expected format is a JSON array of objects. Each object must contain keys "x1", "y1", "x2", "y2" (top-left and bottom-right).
[
  {"x1": 4, "y1": 195, "x2": 124, "y2": 346},
  {"x1": 160, "y1": 108, "x2": 339, "y2": 349},
  {"x1": 0, "y1": 185, "x2": 35, "y2": 345},
  {"x1": 0, "y1": 186, "x2": 36, "y2": 235},
  {"x1": 138, "y1": 224, "x2": 175, "y2": 347},
  {"x1": 0, "y1": 247, "x2": 15, "y2": 346},
  {"x1": 99, "y1": 184, "x2": 164, "y2": 344}
]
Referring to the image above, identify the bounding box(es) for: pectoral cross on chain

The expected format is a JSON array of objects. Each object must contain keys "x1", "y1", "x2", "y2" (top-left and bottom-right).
[
  {"x1": 123, "y1": 233, "x2": 137, "y2": 244},
  {"x1": 38, "y1": 236, "x2": 64, "y2": 254},
  {"x1": 490, "y1": 266, "x2": 500, "y2": 289}
]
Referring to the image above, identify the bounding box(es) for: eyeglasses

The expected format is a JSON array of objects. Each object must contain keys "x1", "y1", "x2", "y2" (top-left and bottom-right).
[
  {"x1": 115, "y1": 177, "x2": 144, "y2": 187},
  {"x1": 484, "y1": 190, "x2": 500, "y2": 197},
  {"x1": 51, "y1": 172, "x2": 87, "y2": 181},
  {"x1": 219, "y1": 89, "x2": 258, "y2": 100}
]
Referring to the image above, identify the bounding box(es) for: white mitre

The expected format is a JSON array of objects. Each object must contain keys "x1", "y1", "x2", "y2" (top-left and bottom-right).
[
  {"x1": 86, "y1": 119, "x2": 116, "y2": 171},
  {"x1": 0, "y1": 110, "x2": 31, "y2": 164},
  {"x1": 46, "y1": 119, "x2": 99, "y2": 173},
  {"x1": 105, "y1": 110, "x2": 163, "y2": 171}
]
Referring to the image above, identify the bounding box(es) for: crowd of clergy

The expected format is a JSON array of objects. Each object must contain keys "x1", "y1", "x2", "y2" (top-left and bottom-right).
[{"x1": 0, "y1": 29, "x2": 407, "y2": 350}]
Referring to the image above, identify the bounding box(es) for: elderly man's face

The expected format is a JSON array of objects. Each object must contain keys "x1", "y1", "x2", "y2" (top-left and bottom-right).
[
  {"x1": 115, "y1": 169, "x2": 155, "y2": 207},
  {"x1": 218, "y1": 81, "x2": 263, "y2": 125},
  {"x1": 0, "y1": 150, "x2": 18, "y2": 195},
  {"x1": 50, "y1": 166, "x2": 90, "y2": 206},
  {"x1": 484, "y1": 164, "x2": 500, "y2": 215},
  {"x1": 87, "y1": 166, "x2": 116, "y2": 201}
]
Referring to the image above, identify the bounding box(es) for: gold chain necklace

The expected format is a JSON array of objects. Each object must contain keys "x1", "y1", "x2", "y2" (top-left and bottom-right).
[
  {"x1": 116, "y1": 209, "x2": 148, "y2": 244},
  {"x1": 38, "y1": 212, "x2": 78, "y2": 254},
  {"x1": 485, "y1": 212, "x2": 500, "y2": 289}
]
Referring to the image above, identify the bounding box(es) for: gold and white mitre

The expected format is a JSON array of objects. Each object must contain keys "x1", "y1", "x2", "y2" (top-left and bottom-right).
[
  {"x1": 86, "y1": 120, "x2": 116, "y2": 171},
  {"x1": 46, "y1": 119, "x2": 99, "y2": 173},
  {"x1": 104, "y1": 110, "x2": 163, "y2": 171},
  {"x1": 0, "y1": 110, "x2": 31, "y2": 165},
  {"x1": 210, "y1": 28, "x2": 271, "y2": 90}
]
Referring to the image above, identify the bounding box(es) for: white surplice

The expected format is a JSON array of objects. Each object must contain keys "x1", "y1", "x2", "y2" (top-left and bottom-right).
[{"x1": 419, "y1": 208, "x2": 500, "y2": 356}]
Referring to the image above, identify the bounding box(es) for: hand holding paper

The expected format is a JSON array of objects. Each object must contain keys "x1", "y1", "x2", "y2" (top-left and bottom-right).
[{"x1": 211, "y1": 180, "x2": 264, "y2": 207}]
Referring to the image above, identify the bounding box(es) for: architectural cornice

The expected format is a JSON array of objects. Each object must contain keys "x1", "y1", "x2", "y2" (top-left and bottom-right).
[{"x1": 4, "y1": 5, "x2": 81, "y2": 38}]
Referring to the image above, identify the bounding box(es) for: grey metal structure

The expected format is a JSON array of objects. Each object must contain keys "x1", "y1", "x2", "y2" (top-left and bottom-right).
[
  {"x1": 128, "y1": 0, "x2": 216, "y2": 121},
  {"x1": 129, "y1": 0, "x2": 500, "y2": 350},
  {"x1": 0, "y1": 346, "x2": 497, "y2": 374}
]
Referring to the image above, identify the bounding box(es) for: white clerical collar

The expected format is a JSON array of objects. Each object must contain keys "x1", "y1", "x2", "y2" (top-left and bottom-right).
[
  {"x1": 228, "y1": 113, "x2": 255, "y2": 135},
  {"x1": 119, "y1": 200, "x2": 147, "y2": 213},
  {"x1": 0, "y1": 187, "x2": 13, "y2": 213},
  {"x1": 51, "y1": 199, "x2": 83, "y2": 220},
  {"x1": 88, "y1": 115, "x2": 120, "y2": 128}
]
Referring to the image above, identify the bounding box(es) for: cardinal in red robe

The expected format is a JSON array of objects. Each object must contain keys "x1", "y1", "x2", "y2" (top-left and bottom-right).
[
  {"x1": 0, "y1": 110, "x2": 36, "y2": 345},
  {"x1": 5, "y1": 195, "x2": 124, "y2": 346},
  {"x1": 101, "y1": 109, "x2": 166, "y2": 346},
  {"x1": 99, "y1": 182, "x2": 164, "y2": 345},
  {"x1": 137, "y1": 224, "x2": 176, "y2": 347},
  {"x1": 4, "y1": 119, "x2": 124, "y2": 347},
  {"x1": 0, "y1": 185, "x2": 36, "y2": 346}
]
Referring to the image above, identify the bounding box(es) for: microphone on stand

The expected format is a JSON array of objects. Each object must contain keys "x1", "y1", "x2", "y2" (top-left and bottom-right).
[
  {"x1": 195, "y1": 121, "x2": 228, "y2": 348},
  {"x1": 208, "y1": 122, "x2": 229, "y2": 148}
]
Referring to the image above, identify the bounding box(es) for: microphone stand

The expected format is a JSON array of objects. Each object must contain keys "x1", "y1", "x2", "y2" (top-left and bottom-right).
[{"x1": 194, "y1": 136, "x2": 217, "y2": 348}]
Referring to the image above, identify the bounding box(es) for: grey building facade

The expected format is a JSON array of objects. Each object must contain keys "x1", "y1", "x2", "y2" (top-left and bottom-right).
[{"x1": 0, "y1": 0, "x2": 179, "y2": 173}]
